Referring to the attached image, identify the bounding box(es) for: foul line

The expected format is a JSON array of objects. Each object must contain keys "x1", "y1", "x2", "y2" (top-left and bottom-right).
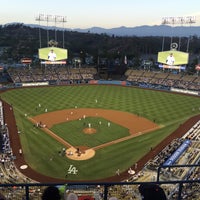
[
  {"x1": 28, "y1": 117, "x2": 160, "y2": 152},
  {"x1": 28, "y1": 117, "x2": 73, "y2": 148}
]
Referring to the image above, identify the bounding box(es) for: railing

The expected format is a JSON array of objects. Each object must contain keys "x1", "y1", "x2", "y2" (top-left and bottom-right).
[
  {"x1": 0, "y1": 179, "x2": 199, "y2": 200},
  {"x1": 156, "y1": 164, "x2": 200, "y2": 200}
]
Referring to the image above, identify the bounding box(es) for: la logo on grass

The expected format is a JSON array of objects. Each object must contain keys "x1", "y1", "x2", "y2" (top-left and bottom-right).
[{"x1": 68, "y1": 164, "x2": 78, "y2": 174}]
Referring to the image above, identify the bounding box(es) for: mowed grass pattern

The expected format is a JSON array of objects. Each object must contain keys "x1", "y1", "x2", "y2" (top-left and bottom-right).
[
  {"x1": 51, "y1": 117, "x2": 129, "y2": 147},
  {"x1": 1, "y1": 85, "x2": 200, "y2": 180}
]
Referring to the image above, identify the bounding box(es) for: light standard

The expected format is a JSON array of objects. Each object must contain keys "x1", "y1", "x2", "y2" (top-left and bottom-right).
[{"x1": 161, "y1": 16, "x2": 196, "y2": 52}]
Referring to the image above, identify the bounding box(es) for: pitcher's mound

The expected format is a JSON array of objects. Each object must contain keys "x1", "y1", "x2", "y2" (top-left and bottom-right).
[{"x1": 83, "y1": 127, "x2": 96, "y2": 134}]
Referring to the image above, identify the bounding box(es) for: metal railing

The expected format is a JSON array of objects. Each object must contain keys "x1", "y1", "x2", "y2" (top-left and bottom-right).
[{"x1": 0, "y1": 178, "x2": 199, "y2": 200}]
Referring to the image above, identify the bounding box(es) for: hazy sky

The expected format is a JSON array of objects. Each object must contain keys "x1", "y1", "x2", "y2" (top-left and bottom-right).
[{"x1": 1, "y1": 0, "x2": 200, "y2": 28}]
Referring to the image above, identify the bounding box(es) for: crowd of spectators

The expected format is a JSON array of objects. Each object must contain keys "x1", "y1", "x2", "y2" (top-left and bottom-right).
[
  {"x1": 7, "y1": 66, "x2": 200, "y2": 92},
  {"x1": 126, "y1": 69, "x2": 200, "y2": 91},
  {"x1": 145, "y1": 138, "x2": 185, "y2": 171},
  {"x1": 127, "y1": 119, "x2": 200, "y2": 200},
  {"x1": 7, "y1": 66, "x2": 97, "y2": 85}
]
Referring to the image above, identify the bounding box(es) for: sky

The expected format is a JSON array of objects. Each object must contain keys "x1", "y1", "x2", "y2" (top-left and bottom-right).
[{"x1": 1, "y1": 0, "x2": 200, "y2": 29}]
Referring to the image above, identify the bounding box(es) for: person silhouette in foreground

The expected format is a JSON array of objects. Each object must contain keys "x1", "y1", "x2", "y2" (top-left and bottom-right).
[
  {"x1": 41, "y1": 186, "x2": 61, "y2": 200},
  {"x1": 139, "y1": 183, "x2": 167, "y2": 200}
]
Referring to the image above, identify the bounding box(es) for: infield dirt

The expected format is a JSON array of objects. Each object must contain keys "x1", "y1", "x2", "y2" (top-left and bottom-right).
[
  {"x1": 30, "y1": 108, "x2": 159, "y2": 160},
  {"x1": 3, "y1": 101, "x2": 199, "y2": 182}
]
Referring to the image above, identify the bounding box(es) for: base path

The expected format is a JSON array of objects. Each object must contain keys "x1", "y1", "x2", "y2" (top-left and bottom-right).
[
  {"x1": 31, "y1": 108, "x2": 160, "y2": 160},
  {"x1": 4, "y1": 101, "x2": 200, "y2": 183},
  {"x1": 32, "y1": 108, "x2": 159, "y2": 135}
]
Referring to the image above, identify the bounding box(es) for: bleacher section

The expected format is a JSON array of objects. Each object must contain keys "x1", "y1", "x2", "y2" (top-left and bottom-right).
[
  {"x1": 125, "y1": 69, "x2": 200, "y2": 91},
  {"x1": 6, "y1": 67, "x2": 200, "y2": 92},
  {"x1": 182, "y1": 120, "x2": 200, "y2": 141},
  {"x1": 7, "y1": 66, "x2": 97, "y2": 85},
  {"x1": 143, "y1": 120, "x2": 200, "y2": 176},
  {"x1": 134, "y1": 120, "x2": 200, "y2": 199}
]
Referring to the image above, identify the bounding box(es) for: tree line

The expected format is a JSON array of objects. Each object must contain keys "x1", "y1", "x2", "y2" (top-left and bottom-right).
[{"x1": 0, "y1": 23, "x2": 200, "y2": 72}]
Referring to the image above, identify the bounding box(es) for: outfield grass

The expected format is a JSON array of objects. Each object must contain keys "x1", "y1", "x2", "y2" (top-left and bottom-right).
[{"x1": 1, "y1": 85, "x2": 200, "y2": 180}]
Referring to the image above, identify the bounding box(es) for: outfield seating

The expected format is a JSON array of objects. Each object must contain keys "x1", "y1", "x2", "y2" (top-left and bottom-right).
[
  {"x1": 126, "y1": 69, "x2": 200, "y2": 91},
  {"x1": 6, "y1": 66, "x2": 200, "y2": 92}
]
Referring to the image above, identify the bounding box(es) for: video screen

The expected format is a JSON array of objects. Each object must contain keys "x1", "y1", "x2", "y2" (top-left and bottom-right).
[
  {"x1": 38, "y1": 47, "x2": 68, "y2": 61},
  {"x1": 157, "y1": 50, "x2": 189, "y2": 65}
]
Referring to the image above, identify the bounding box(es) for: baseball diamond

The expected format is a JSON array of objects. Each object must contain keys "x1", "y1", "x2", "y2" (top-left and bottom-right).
[
  {"x1": 1, "y1": 85, "x2": 200, "y2": 183},
  {"x1": 30, "y1": 108, "x2": 160, "y2": 160}
]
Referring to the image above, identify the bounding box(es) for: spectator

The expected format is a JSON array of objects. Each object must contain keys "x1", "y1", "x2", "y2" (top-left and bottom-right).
[
  {"x1": 41, "y1": 186, "x2": 61, "y2": 200},
  {"x1": 139, "y1": 183, "x2": 167, "y2": 200}
]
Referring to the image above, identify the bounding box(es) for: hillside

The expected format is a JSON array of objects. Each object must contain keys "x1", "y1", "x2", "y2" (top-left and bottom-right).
[{"x1": 1, "y1": 23, "x2": 200, "y2": 64}]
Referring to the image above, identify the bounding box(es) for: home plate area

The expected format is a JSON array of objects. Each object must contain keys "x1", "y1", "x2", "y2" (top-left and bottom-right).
[{"x1": 66, "y1": 146, "x2": 95, "y2": 160}]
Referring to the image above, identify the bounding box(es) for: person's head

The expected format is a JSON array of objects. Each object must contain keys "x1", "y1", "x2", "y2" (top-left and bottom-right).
[
  {"x1": 42, "y1": 186, "x2": 61, "y2": 200},
  {"x1": 139, "y1": 183, "x2": 167, "y2": 200}
]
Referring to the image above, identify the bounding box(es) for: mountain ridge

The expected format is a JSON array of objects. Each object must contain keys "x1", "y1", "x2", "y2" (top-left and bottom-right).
[
  {"x1": 72, "y1": 25, "x2": 200, "y2": 37},
  {"x1": 2, "y1": 23, "x2": 200, "y2": 37}
]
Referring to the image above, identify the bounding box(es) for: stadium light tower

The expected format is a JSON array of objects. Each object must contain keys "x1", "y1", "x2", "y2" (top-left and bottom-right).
[
  {"x1": 35, "y1": 14, "x2": 67, "y2": 48},
  {"x1": 161, "y1": 16, "x2": 196, "y2": 52},
  {"x1": 162, "y1": 16, "x2": 196, "y2": 25}
]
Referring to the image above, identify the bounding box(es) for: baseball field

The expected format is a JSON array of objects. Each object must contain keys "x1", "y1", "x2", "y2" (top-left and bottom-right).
[{"x1": 1, "y1": 84, "x2": 200, "y2": 182}]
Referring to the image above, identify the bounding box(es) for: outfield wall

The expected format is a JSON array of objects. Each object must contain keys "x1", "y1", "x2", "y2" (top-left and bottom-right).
[
  {"x1": 89, "y1": 80, "x2": 130, "y2": 86},
  {"x1": 170, "y1": 87, "x2": 199, "y2": 96},
  {"x1": 0, "y1": 80, "x2": 199, "y2": 96}
]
